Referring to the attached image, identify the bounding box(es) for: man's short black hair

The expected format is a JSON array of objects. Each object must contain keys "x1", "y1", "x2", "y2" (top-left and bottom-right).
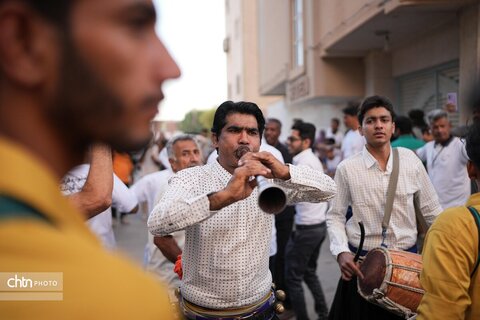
[
  {"x1": 331, "y1": 118, "x2": 340, "y2": 125},
  {"x1": 267, "y1": 118, "x2": 282, "y2": 129},
  {"x1": 358, "y1": 95, "x2": 396, "y2": 125},
  {"x1": 211, "y1": 101, "x2": 265, "y2": 137},
  {"x1": 291, "y1": 121, "x2": 316, "y2": 148},
  {"x1": 408, "y1": 109, "x2": 427, "y2": 128},
  {"x1": 395, "y1": 116, "x2": 413, "y2": 135},
  {"x1": 342, "y1": 102, "x2": 359, "y2": 117},
  {"x1": 466, "y1": 123, "x2": 480, "y2": 169}
]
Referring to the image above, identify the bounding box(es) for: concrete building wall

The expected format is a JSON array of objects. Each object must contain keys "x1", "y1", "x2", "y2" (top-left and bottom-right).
[
  {"x1": 225, "y1": 0, "x2": 282, "y2": 111},
  {"x1": 459, "y1": 3, "x2": 480, "y2": 125},
  {"x1": 257, "y1": 0, "x2": 290, "y2": 95},
  {"x1": 365, "y1": 51, "x2": 394, "y2": 98},
  {"x1": 392, "y1": 20, "x2": 459, "y2": 77},
  {"x1": 225, "y1": 0, "x2": 244, "y2": 101},
  {"x1": 254, "y1": 0, "x2": 479, "y2": 133}
]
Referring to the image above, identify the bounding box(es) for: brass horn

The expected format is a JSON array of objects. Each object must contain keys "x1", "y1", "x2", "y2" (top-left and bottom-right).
[
  {"x1": 256, "y1": 176, "x2": 287, "y2": 214},
  {"x1": 235, "y1": 146, "x2": 287, "y2": 214}
]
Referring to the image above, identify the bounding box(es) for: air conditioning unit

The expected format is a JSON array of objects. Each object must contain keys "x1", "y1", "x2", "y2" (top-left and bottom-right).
[{"x1": 223, "y1": 37, "x2": 230, "y2": 53}]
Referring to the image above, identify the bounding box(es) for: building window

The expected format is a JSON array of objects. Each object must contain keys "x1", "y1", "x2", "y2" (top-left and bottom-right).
[{"x1": 292, "y1": 0, "x2": 304, "y2": 69}]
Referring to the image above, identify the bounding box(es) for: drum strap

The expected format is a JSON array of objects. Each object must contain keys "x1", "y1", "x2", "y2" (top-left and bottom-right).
[
  {"x1": 467, "y1": 206, "x2": 480, "y2": 277},
  {"x1": 381, "y1": 148, "x2": 399, "y2": 248}
]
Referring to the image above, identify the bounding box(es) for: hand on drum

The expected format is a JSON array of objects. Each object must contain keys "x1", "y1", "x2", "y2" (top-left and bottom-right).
[{"x1": 337, "y1": 252, "x2": 364, "y2": 281}]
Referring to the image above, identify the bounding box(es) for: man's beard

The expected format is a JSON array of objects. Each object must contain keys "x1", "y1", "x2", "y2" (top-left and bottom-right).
[{"x1": 48, "y1": 36, "x2": 151, "y2": 154}]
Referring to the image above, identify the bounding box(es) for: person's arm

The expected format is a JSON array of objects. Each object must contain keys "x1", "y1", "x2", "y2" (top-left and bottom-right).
[
  {"x1": 325, "y1": 164, "x2": 362, "y2": 281},
  {"x1": 417, "y1": 210, "x2": 478, "y2": 320},
  {"x1": 153, "y1": 235, "x2": 182, "y2": 263},
  {"x1": 111, "y1": 174, "x2": 138, "y2": 214},
  {"x1": 414, "y1": 158, "x2": 443, "y2": 226},
  {"x1": 66, "y1": 144, "x2": 113, "y2": 219},
  {"x1": 416, "y1": 144, "x2": 427, "y2": 162},
  {"x1": 148, "y1": 152, "x2": 288, "y2": 236},
  {"x1": 130, "y1": 176, "x2": 149, "y2": 209}
]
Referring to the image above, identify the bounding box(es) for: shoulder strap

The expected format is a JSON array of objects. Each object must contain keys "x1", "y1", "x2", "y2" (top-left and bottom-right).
[
  {"x1": 467, "y1": 206, "x2": 480, "y2": 277},
  {"x1": 0, "y1": 195, "x2": 49, "y2": 223},
  {"x1": 414, "y1": 193, "x2": 429, "y2": 235},
  {"x1": 381, "y1": 148, "x2": 399, "y2": 244}
]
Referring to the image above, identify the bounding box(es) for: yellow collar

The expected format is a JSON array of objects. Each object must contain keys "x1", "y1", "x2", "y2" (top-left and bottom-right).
[
  {"x1": 467, "y1": 193, "x2": 480, "y2": 208},
  {"x1": 0, "y1": 137, "x2": 97, "y2": 240}
]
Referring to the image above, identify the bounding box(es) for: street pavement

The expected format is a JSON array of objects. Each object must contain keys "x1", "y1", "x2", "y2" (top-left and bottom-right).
[{"x1": 114, "y1": 213, "x2": 341, "y2": 319}]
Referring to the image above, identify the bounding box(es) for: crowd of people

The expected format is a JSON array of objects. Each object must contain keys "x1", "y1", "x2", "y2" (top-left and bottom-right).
[{"x1": 0, "y1": 1, "x2": 479, "y2": 320}]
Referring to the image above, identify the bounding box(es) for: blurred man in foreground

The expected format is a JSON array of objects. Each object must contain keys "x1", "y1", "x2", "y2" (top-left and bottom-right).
[{"x1": 0, "y1": 0, "x2": 180, "y2": 318}]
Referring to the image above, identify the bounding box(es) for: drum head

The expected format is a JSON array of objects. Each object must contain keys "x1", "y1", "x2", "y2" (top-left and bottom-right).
[{"x1": 358, "y1": 248, "x2": 387, "y2": 296}]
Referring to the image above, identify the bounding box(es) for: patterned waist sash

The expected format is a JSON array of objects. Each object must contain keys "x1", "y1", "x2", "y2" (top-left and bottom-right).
[{"x1": 179, "y1": 290, "x2": 276, "y2": 320}]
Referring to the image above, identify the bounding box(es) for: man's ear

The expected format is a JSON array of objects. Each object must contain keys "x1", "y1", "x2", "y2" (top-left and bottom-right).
[
  {"x1": 467, "y1": 160, "x2": 477, "y2": 180},
  {"x1": 0, "y1": 3, "x2": 58, "y2": 87},
  {"x1": 211, "y1": 133, "x2": 218, "y2": 148},
  {"x1": 168, "y1": 157, "x2": 176, "y2": 172},
  {"x1": 359, "y1": 125, "x2": 365, "y2": 137},
  {"x1": 303, "y1": 138, "x2": 311, "y2": 150}
]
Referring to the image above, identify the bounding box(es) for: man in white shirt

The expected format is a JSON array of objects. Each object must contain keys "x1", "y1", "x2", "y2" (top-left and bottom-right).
[
  {"x1": 325, "y1": 118, "x2": 344, "y2": 148},
  {"x1": 206, "y1": 138, "x2": 284, "y2": 283},
  {"x1": 148, "y1": 101, "x2": 336, "y2": 319},
  {"x1": 285, "y1": 121, "x2": 329, "y2": 320},
  {"x1": 131, "y1": 134, "x2": 202, "y2": 289},
  {"x1": 62, "y1": 153, "x2": 138, "y2": 250},
  {"x1": 341, "y1": 103, "x2": 365, "y2": 160},
  {"x1": 416, "y1": 109, "x2": 470, "y2": 209},
  {"x1": 326, "y1": 96, "x2": 442, "y2": 320}
]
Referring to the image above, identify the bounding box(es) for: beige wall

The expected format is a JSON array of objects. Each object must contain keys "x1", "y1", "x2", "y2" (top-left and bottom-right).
[
  {"x1": 392, "y1": 20, "x2": 459, "y2": 77},
  {"x1": 225, "y1": 0, "x2": 244, "y2": 100},
  {"x1": 225, "y1": 0, "x2": 281, "y2": 110},
  {"x1": 459, "y1": 3, "x2": 480, "y2": 125},
  {"x1": 257, "y1": 0, "x2": 290, "y2": 95},
  {"x1": 365, "y1": 50, "x2": 394, "y2": 98}
]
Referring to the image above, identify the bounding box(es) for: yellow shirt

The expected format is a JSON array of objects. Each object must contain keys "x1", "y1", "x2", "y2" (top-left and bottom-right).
[
  {"x1": 0, "y1": 138, "x2": 174, "y2": 319},
  {"x1": 417, "y1": 193, "x2": 480, "y2": 320}
]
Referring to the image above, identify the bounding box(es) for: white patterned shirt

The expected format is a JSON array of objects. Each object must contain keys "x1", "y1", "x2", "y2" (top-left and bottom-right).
[
  {"x1": 148, "y1": 160, "x2": 336, "y2": 309},
  {"x1": 326, "y1": 146, "x2": 442, "y2": 258}
]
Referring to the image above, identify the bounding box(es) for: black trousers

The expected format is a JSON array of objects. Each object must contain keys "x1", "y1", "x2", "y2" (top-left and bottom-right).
[
  {"x1": 328, "y1": 276, "x2": 403, "y2": 320},
  {"x1": 285, "y1": 223, "x2": 328, "y2": 320},
  {"x1": 273, "y1": 206, "x2": 295, "y2": 303}
]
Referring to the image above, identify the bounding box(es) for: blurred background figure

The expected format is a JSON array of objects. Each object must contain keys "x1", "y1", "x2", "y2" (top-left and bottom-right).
[
  {"x1": 325, "y1": 118, "x2": 343, "y2": 149},
  {"x1": 408, "y1": 109, "x2": 429, "y2": 139},
  {"x1": 286, "y1": 121, "x2": 330, "y2": 320},
  {"x1": 264, "y1": 117, "x2": 295, "y2": 311},
  {"x1": 391, "y1": 115, "x2": 425, "y2": 151},
  {"x1": 131, "y1": 134, "x2": 203, "y2": 290},
  {"x1": 417, "y1": 109, "x2": 470, "y2": 209},
  {"x1": 62, "y1": 145, "x2": 138, "y2": 250},
  {"x1": 341, "y1": 102, "x2": 365, "y2": 160}
]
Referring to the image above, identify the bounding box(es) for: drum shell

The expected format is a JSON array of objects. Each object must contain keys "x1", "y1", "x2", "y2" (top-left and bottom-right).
[{"x1": 358, "y1": 247, "x2": 424, "y2": 313}]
